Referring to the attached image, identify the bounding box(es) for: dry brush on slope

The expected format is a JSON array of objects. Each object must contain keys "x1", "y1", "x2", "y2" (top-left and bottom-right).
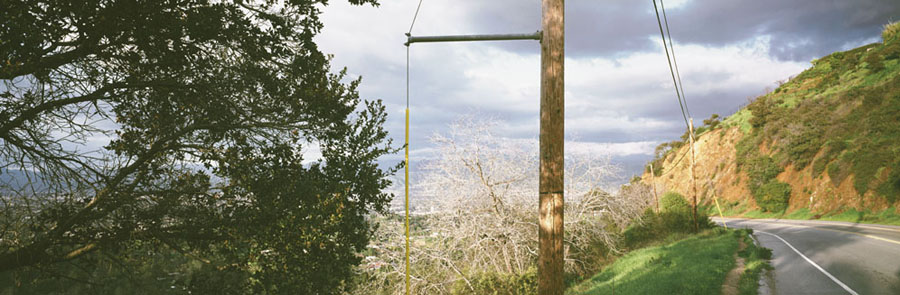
[{"x1": 354, "y1": 117, "x2": 654, "y2": 294}]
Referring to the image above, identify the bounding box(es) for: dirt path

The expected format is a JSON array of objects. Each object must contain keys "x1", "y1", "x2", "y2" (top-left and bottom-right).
[{"x1": 721, "y1": 238, "x2": 748, "y2": 295}]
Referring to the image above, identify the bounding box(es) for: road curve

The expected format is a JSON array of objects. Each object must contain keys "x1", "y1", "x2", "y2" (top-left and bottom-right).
[{"x1": 713, "y1": 217, "x2": 900, "y2": 295}]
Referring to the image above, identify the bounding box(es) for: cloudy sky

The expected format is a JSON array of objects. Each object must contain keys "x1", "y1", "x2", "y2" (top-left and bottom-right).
[{"x1": 314, "y1": 0, "x2": 900, "y2": 181}]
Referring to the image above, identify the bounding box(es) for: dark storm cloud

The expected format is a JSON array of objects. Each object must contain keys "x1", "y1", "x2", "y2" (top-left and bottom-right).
[
  {"x1": 460, "y1": 1, "x2": 659, "y2": 56},
  {"x1": 671, "y1": 0, "x2": 900, "y2": 61},
  {"x1": 463, "y1": 0, "x2": 900, "y2": 61}
]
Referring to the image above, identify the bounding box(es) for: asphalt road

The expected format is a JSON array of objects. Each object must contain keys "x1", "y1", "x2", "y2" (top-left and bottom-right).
[{"x1": 713, "y1": 217, "x2": 900, "y2": 295}]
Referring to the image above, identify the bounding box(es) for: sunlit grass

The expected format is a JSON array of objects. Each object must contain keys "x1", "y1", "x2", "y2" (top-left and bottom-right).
[
  {"x1": 568, "y1": 229, "x2": 738, "y2": 294},
  {"x1": 714, "y1": 200, "x2": 900, "y2": 226},
  {"x1": 817, "y1": 207, "x2": 900, "y2": 225},
  {"x1": 722, "y1": 109, "x2": 752, "y2": 133}
]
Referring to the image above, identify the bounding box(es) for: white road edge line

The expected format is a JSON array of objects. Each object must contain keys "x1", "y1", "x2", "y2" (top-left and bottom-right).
[
  {"x1": 716, "y1": 217, "x2": 900, "y2": 234},
  {"x1": 755, "y1": 230, "x2": 859, "y2": 295},
  {"x1": 721, "y1": 218, "x2": 900, "y2": 246},
  {"x1": 795, "y1": 221, "x2": 900, "y2": 234}
]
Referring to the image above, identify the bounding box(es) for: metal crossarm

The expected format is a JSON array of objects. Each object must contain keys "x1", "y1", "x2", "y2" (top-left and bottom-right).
[{"x1": 405, "y1": 31, "x2": 542, "y2": 46}]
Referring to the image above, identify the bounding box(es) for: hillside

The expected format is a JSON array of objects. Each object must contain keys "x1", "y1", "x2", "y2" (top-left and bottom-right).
[{"x1": 642, "y1": 22, "x2": 900, "y2": 217}]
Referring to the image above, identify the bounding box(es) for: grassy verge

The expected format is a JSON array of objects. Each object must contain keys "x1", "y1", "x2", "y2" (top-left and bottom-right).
[
  {"x1": 568, "y1": 228, "x2": 771, "y2": 294},
  {"x1": 710, "y1": 202, "x2": 900, "y2": 226},
  {"x1": 736, "y1": 229, "x2": 773, "y2": 295}
]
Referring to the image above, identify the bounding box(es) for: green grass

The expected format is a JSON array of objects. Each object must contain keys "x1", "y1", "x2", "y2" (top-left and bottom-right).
[
  {"x1": 783, "y1": 208, "x2": 816, "y2": 219},
  {"x1": 736, "y1": 230, "x2": 773, "y2": 295},
  {"x1": 716, "y1": 201, "x2": 900, "y2": 226},
  {"x1": 568, "y1": 229, "x2": 739, "y2": 295},
  {"x1": 722, "y1": 109, "x2": 752, "y2": 133},
  {"x1": 741, "y1": 209, "x2": 778, "y2": 219},
  {"x1": 709, "y1": 202, "x2": 748, "y2": 218},
  {"x1": 817, "y1": 207, "x2": 900, "y2": 225}
]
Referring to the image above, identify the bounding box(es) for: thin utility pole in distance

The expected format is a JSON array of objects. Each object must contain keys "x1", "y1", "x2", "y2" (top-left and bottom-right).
[
  {"x1": 538, "y1": 0, "x2": 564, "y2": 294},
  {"x1": 689, "y1": 118, "x2": 698, "y2": 231},
  {"x1": 650, "y1": 163, "x2": 659, "y2": 213}
]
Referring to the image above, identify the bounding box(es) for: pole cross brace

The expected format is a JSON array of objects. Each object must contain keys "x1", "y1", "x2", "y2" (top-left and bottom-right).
[{"x1": 405, "y1": 31, "x2": 542, "y2": 46}]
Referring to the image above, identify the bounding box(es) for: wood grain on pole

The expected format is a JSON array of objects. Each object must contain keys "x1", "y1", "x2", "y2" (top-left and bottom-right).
[{"x1": 539, "y1": 0, "x2": 564, "y2": 294}]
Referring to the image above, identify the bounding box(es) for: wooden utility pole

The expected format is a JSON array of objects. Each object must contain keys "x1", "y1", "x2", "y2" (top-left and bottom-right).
[
  {"x1": 539, "y1": 0, "x2": 564, "y2": 294},
  {"x1": 404, "y1": 3, "x2": 563, "y2": 293},
  {"x1": 650, "y1": 163, "x2": 659, "y2": 213},
  {"x1": 689, "y1": 118, "x2": 698, "y2": 230}
]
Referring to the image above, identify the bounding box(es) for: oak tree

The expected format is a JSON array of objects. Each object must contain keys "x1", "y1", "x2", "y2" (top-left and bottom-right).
[{"x1": 1, "y1": 0, "x2": 394, "y2": 293}]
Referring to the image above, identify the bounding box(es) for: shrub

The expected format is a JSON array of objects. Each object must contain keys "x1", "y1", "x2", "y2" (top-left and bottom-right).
[
  {"x1": 876, "y1": 162, "x2": 900, "y2": 204},
  {"x1": 746, "y1": 156, "x2": 783, "y2": 192},
  {"x1": 812, "y1": 140, "x2": 847, "y2": 177},
  {"x1": 851, "y1": 145, "x2": 891, "y2": 195},
  {"x1": 659, "y1": 210, "x2": 697, "y2": 233},
  {"x1": 883, "y1": 21, "x2": 900, "y2": 43},
  {"x1": 865, "y1": 52, "x2": 885, "y2": 72},
  {"x1": 827, "y1": 160, "x2": 850, "y2": 186},
  {"x1": 754, "y1": 181, "x2": 791, "y2": 212},
  {"x1": 623, "y1": 195, "x2": 714, "y2": 249},
  {"x1": 884, "y1": 41, "x2": 900, "y2": 60},
  {"x1": 812, "y1": 157, "x2": 829, "y2": 178},
  {"x1": 622, "y1": 209, "x2": 714, "y2": 249},
  {"x1": 735, "y1": 135, "x2": 760, "y2": 170},
  {"x1": 703, "y1": 113, "x2": 721, "y2": 130},
  {"x1": 748, "y1": 97, "x2": 776, "y2": 128},
  {"x1": 623, "y1": 208, "x2": 661, "y2": 248},
  {"x1": 648, "y1": 140, "x2": 685, "y2": 176},
  {"x1": 694, "y1": 126, "x2": 709, "y2": 135},
  {"x1": 453, "y1": 267, "x2": 537, "y2": 295},
  {"x1": 661, "y1": 191, "x2": 691, "y2": 214},
  {"x1": 782, "y1": 123, "x2": 823, "y2": 170}
]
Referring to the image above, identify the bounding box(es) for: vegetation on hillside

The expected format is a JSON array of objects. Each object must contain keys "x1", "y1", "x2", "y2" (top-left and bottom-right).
[
  {"x1": 733, "y1": 21, "x2": 900, "y2": 205},
  {"x1": 735, "y1": 135, "x2": 792, "y2": 212},
  {"x1": 648, "y1": 21, "x2": 900, "y2": 214},
  {"x1": 646, "y1": 113, "x2": 723, "y2": 177},
  {"x1": 622, "y1": 192, "x2": 715, "y2": 250}
]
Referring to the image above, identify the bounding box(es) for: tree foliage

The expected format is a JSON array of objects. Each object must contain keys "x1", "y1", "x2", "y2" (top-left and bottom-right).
[
  {"x1": 660, "y1": 191, "x2": 690, "y2": 214},
  {"x1": 1, "y1": 0, "x2": 395, "y2": 293},
  {"x1": 756, "y1": 182, "x2": 791, "y2": 212}
]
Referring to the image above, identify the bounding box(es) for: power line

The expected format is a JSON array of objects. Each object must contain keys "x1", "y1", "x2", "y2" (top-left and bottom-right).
[
  {"x1": 651, "y1": 0, "x2": 690, "y2": 131},
  {"x1": 659, "y1": 0, "x2": 691, "y2": 119},
  {"x1": 654, "y1": 0, "x2": 700, "y2": 231},
  {"x1": 407, "y1": 0, "x2": 424, "y2": 35}
]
